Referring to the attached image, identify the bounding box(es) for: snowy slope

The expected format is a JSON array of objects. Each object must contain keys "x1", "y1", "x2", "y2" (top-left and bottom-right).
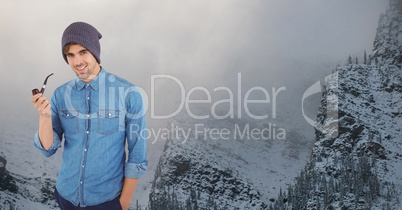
[
  {"x1": 270, "y1": 1, "x2": 402, "y2": 209},
  {"x1": 0, "y1": 117, "x2": 61, "y2": 210},
  {"x1": 148, "y1": 102, "x2": 315, "y2": 209}
]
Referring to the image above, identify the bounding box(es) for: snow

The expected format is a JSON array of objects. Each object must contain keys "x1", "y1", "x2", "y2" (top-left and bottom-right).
[{"x1": 149, "y1": 103, "x2": 315, "y2": 209}]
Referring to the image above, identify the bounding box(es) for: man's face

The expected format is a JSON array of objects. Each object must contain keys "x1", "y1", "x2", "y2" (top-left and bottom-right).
[{"x1": 65, "y1": 44, "x2": 100, "y2": 82}]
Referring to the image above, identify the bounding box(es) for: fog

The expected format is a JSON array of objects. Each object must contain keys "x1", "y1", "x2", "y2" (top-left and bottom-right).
[
  {"x1": 1, "y1": 1, "x2": 387, "y2": 118},
  {"x1": 0, "y1": 0, "x2": 388, "y2": 159}
]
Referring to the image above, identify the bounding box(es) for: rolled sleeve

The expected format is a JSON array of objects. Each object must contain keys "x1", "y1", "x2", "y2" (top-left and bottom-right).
[
  {"x1": 34, "y1": 131, "x2": 62, "y2": 157},
  {"x1": 125, "y1": 161, "x2": 148, "y2": 178}
]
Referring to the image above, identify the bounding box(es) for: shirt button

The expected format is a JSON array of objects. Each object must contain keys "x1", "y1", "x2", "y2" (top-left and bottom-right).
[
  {"x1": 87, "y1": 97, "x2": 89, "y2": 100},
  {"x1": 86, "y1": 131, "x2": 89, "y2": 134},
  {"x1": 108, "y1": 113, "x2": 112, "y2": 117},
  {"x1": 80, "y1": 181, "x2": 83, "y2": 184},
  {"x1": 84, "y1": 149, "x2": 87, "y2": 152},
  {"x1": 66, "y1": 114, "x2": 70, "y2": 117},
  {"x1": 86, "y1": 84, "x2": 89, "y2": 87},
  {"x1": 86, "y1": 114, "x2": 90, "y2": 118},
  {"x1": 82, "y1": 165, "x2": 85, "y2": 168}
]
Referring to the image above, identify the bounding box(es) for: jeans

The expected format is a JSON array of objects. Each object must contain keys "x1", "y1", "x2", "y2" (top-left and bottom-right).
[{"x1": 54, "y1": 188, "x2": 122, "y2": 210}]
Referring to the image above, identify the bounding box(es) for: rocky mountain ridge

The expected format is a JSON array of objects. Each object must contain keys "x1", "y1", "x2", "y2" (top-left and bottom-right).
[
  {"x1": 270, "y1": 1, "x2": 402, "y2": 209},
  {"x1": 148, "y1": 111, "x2": 314, "y2": 210}
]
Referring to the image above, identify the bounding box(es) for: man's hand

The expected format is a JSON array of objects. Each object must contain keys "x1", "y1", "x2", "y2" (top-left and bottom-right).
[
  {"x1": 119, "y1": 197, "x2": 131, "y2": 210},
  {"x1": 119, "y1": 178, "x2": 139, "y2": 210},
  {"x1": 32, "y1": 93, "x2": 52, "y2": 117}
]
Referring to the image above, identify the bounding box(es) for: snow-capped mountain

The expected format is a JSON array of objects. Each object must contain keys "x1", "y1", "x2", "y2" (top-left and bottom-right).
[
  {"x1": 372, "y1": 0, "x2": 402, "y2": 66},
  {"x1": 145, "y1": 69, "x2": 322, "y2": 208},
  {"x1": 149, "y1": 1, "x2": 402, "y2": 210},
  {"x1": 270, "y1": 1, "x2": 402, "y2": 209},
  {"x1": 148, "y1": 105, "x2": 314, "y2": 210},
  {"x1": 0, "y1": 118, "x2": 61, "y2": 210}
]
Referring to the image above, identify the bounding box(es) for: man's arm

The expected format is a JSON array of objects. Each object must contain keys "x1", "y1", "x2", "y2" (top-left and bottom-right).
[
  {"x1": 32, "y1": 93, "x2": 62, "y2": 157},
  {"x1": 120, "y1": 178, "x2": 139, "y2": 210},
  {"x1": 122, "y1": 86, "x2": 148, "y2": 209}
]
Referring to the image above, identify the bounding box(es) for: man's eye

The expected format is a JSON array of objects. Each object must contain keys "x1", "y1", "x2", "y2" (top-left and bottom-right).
[
  {"x1": 66, "y1": 54, "x2": 72, "y2": 58},
  {"x1": 80, "y1": 51, "x2": 87, "y2": 55}
]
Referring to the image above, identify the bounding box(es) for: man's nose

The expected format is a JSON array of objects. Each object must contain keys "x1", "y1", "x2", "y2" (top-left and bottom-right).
[{"x1": 73, "y1": 57, "x2": 84, "y2": 67}]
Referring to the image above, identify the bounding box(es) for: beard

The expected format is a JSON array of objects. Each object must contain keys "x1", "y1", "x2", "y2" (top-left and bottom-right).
[{"x1": 75, "y1": 63, "x2": 97, "y2": 82}]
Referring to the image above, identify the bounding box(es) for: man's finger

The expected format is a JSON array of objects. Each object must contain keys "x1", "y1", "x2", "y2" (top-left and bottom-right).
[
  {"x1": 39, "y1": 100, "x2": 50, "y2": 111},
  {"x1": 40, "y1": 96, "x2": 47, "y2": 103},
  {"x1": 35, "y1": 97, "x2": 48, "y2": 110},
  {"x1": 31, "y1": 93, "x2": 42, "y2": 103},
  {"x1": 36, "y1": 96, "x2": 48, "y2": 106}
]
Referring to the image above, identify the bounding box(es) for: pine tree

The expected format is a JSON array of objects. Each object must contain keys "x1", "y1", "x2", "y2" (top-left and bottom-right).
[
  {"x1": 135, "y1": 199, "x2": 141, "y2": 210},
  {"x1": 387, "y1": 203, "x2": 392, "y2": 210},
  {"x1": 213, "y1": 200, "x2": 219, "y2": 210},
  {"x1": 186, "y1": 195, "x2": 192, "y2": 210},
  {"x1": 364, "y1": 50, "x2": 367, "y2": 64},
  {"x1": 348, "y1": 55, "x2": 353, "y2": 65},
  {"x1": 207, "y1": 194, "x2": 214, "y2": 209}
]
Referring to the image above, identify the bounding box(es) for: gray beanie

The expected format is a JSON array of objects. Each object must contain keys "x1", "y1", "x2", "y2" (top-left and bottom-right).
[{"x1": 61, "y1": 22, "x2": 102, "y2": 64}]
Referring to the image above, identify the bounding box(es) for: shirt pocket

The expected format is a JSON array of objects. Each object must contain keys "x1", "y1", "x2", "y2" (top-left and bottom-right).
[
  {"x1": 59, "y1": 110, "x2": 79, "y2": 135},
  {"x1": 97, "y1": 109, "x2": 121, "y2": 135}
]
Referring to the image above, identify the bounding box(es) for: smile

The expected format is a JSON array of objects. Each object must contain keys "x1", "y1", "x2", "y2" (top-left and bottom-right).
[{"x1": 76, "y1": 65, "x2": 87, "y2": 73}]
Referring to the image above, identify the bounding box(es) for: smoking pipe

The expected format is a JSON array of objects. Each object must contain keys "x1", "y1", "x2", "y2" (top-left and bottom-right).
[{"x1": 32, "y1": 73, "x2": 54, "y2": 95}]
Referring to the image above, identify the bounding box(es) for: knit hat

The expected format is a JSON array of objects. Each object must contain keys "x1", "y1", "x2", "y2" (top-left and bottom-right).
[{"x1": 61, "y1": 22, "x2": 102, "y2": 64}]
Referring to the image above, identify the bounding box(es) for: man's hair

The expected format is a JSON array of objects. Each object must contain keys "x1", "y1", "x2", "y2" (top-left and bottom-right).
[{"x1": 63, "y1": 43, "x2": 77, "y2": 55}]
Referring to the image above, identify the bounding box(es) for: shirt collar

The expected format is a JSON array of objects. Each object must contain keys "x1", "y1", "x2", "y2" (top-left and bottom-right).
[{"x1": 75, "y1": 68, "x2": 106, "y2": 91}]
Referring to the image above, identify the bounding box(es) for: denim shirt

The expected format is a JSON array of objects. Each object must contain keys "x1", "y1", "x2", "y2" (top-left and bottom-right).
[{"x1": 34, "y1": 68, "x2": 147, "y2": 207}]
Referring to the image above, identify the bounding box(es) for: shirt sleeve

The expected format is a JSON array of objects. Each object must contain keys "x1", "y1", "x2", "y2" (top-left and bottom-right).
[
  {"x1": 124, "y1": 86, "x2": 148, "y2": 178},
  {"x1": 33, "y1": 91, "x2": 63, "y2": 157},
  {"x1": 34, "y1": 131, "x2": 62, "y2": 157}
]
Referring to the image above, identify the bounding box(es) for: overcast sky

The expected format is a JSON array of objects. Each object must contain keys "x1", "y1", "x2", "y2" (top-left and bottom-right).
[{"x1": 0, "y1": 0, "x2": 389, "y2": 126}]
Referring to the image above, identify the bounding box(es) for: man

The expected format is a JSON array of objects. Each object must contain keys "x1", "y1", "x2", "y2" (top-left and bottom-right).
[{"x1": 31, "y1": 22, "x2": 147, "y2": 210}]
